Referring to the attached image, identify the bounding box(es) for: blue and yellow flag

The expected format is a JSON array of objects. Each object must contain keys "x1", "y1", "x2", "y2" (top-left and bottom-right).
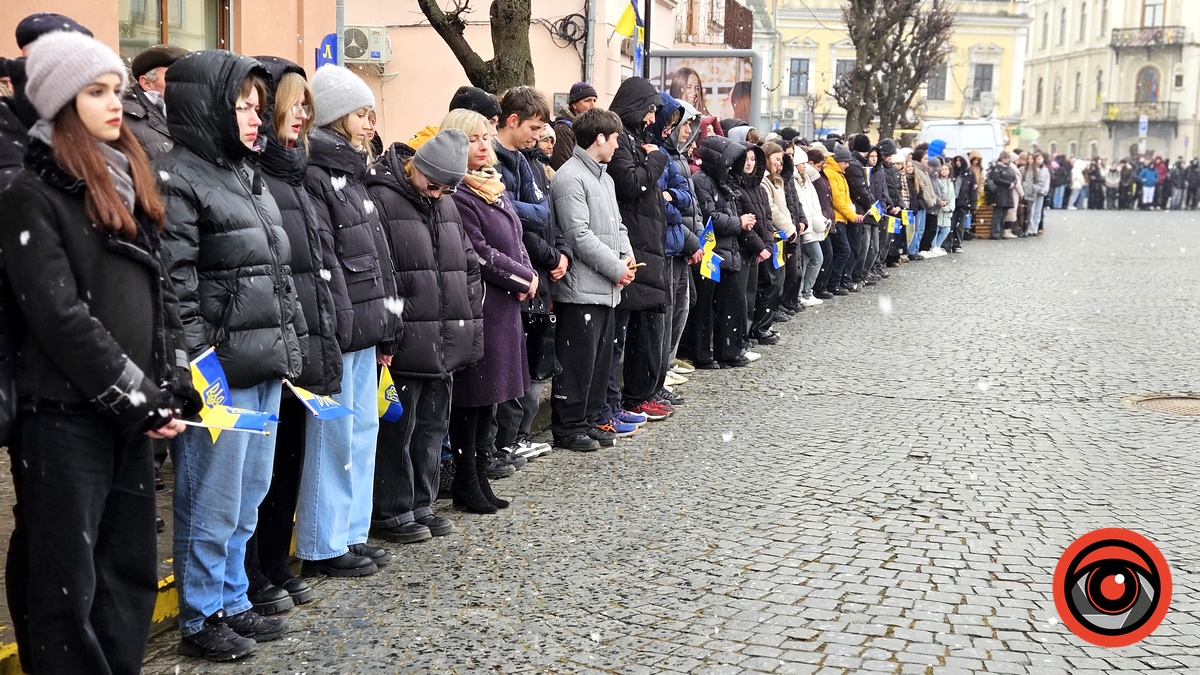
[
  {"x1": 189, "y1": 348, "x2": 278, "y2": 440},
  {"x1": 867, "y1": 201, "x2": 883, "y2": 220},
  {"x1": 614, "y1": 1, "x2": 641, "y2": 37},
  {"x1": 699, "y1": 218, "x2": 723, "y2": 282},
  {"x1": 886, "y1": 216, "x2": 902, "y2": 233},
  {"x1": 378, "y1": 367, "x2": 405, "y2": 423},
  {"x1": 284, "y1": 380, "x2": 353, "y2": 420},
  {"x1": 772, "y1": 231, "x2": 786, "y2": 269},
  {"x1": 901, "y1": 210, "x2": 913, "y2": 226}
]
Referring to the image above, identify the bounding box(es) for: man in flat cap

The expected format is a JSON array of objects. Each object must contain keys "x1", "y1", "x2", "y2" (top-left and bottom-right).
[{"x1": 123, "y1": 45, "x2": 188, "y2": 160}]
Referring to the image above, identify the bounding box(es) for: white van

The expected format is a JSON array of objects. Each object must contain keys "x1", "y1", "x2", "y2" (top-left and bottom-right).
[{"x1": 917, "y1": 119, "x2": 1009, "y2": 165}]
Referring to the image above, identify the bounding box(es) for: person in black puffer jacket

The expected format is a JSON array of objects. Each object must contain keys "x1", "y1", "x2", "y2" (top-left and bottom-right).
[
  {"x1": 155, "y1": 49, "x2": 306, "y2": 659},
  {"x1": 242, "y1": 55, "x2": 343, "y2": 617},
  {"x1": 1, "y1": 33, "x2": 199, "y2": 674},
  {"x1": 605, "y1": 76, "x2": 672, "y2": 422},
  {"x1": 297, "y1": 64, "x2": 400, "y2": 576},
  {"x1": 366, "y1": 131, "x2": 486, "y2": 538},
  {"x1": 876, "y1": 139, "x2": 904, "y2": 265},
  {"x1": 680, "y1": 135, "x2": 752, "y2": 369},
  {"x1": 733, "y1": 142, "x2": 774, "y2": 351}
]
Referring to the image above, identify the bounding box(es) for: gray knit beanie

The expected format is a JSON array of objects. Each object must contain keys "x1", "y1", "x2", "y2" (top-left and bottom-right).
[
  {"x1": 24, "y1": 31, "x2": 127, "y2": 121},
  {"x1": 310, "y1": 64, "x2": 374, "y2": 128},
  {"x1": 413, "y1": 129, "x2": 469, "y2": 187}
]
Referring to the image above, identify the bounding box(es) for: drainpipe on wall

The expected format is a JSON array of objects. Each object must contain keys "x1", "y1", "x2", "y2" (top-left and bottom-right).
[
  {"x1": 336, "y1": 0, "x2": 345, "y2": 66},
  {"x1": 583, "y1": 0, "x2": 596, "y2": 82}
]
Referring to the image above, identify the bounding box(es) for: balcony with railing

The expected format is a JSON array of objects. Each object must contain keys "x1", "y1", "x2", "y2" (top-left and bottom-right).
[
  {"x1": 1102, "y1": 101, "x2": 1180, "y2": 126},
  {"x1": 1110, "y1": 26, "x2": 1188, "y2": 52}
]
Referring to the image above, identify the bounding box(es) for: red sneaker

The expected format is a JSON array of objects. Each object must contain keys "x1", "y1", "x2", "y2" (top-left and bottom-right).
[{"x1": 625, "y1": 400, "x2": 673, "y2": 421}]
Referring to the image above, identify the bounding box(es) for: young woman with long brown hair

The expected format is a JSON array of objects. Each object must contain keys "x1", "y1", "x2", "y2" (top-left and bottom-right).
[{"x1": 0, "y1": 31, "x2": 198, "y2": 674}]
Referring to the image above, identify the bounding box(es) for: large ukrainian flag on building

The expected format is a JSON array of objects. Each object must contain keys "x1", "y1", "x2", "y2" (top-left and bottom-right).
[{"x1": 189, "y1": 348, "x2": 279, "y2": 440}]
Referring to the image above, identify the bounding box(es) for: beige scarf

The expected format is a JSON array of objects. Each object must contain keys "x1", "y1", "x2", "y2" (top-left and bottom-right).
[{"x1": 461, "y1": 166, "x2": 507, "y2": 204}]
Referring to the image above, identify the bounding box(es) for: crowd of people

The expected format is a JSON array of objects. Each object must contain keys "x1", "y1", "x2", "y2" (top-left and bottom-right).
[
  {"x1": 1039, "y1": 153, "x2": 1200, "y2": 212},
  {"x1": 0, "y1": 12, "x2": 1053, "y2": 674}
]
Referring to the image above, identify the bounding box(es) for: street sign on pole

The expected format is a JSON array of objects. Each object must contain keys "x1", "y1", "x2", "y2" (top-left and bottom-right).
[
  {"x1": 316, "y1": 33, "x2": 338, "y2": 69},
  {"x1": 1139, "y1": 114, "x2": 1149, "y2": 137}
]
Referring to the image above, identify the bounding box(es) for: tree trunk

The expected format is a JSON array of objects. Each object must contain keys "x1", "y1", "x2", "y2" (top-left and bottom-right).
[{"x1": 416, "y1": 0, "x2": 535, "y2": 94}]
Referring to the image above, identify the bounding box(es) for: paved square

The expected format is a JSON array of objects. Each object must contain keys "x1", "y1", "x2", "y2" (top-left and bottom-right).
[{"x1": 144, "y1": 210, "x2": 1200, "y2": 673}]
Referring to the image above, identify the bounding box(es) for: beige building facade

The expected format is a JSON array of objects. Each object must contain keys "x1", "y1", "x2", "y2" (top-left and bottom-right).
[
  {"x1": 758, "y1": 0, "x2": 1032, "y2": 138},
  {"x1": 1023, "y1": 0, "x2": 1200, "y2": 160}
]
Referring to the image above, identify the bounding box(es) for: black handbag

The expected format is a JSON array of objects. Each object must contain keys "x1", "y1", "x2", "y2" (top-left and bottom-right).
[{"x1": 524, "y1": 313, "x2": 558, "y2": 381}]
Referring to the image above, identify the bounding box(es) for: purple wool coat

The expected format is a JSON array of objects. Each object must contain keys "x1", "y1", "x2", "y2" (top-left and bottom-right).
[{"x1": 450, "y1": 186, "x2": 535, "y2": 407}]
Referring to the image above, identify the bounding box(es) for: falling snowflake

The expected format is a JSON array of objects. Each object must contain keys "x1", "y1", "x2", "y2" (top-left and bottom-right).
[
  {"x1": 878, "y1": 295, "x2": 893, "y2": 316},
  {"x1": 330, "y1": 175, "x2": 347, "y2": 191},
  {"x1": 19, "y1": 231, "x2": 29, "y2": 246},
  {"x1": 158, "y1": 171, "x2": 171, "y2": 181},
  {"x1": 975, "y1": 380, "x2": 991, "y2": 392},
  {"x1": 721, "y1": 431, "x2": 733, "y2": 442},
  {"x1": 382, "y1": 296, "x2": 405, "y2": 317},
  {"x1": 363, "y1": 200, "x2": 376, "y2": 214},
  {"x1": 319, "y1": 269, "x2": 332, "y2": 281}
]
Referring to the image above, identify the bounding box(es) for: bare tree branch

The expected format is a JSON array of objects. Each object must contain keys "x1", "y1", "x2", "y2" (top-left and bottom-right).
[{"x1": 416, "y1": 0, "x2": 535, "y2": 93}]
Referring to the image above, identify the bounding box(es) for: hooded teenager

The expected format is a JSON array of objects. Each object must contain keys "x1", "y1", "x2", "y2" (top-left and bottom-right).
[
  {"x1": 680, "y1": 135, "x2": 751, "y2": 369},
  {"x1": 760, "y1": 141, "x2": 797, "y2": 330},
  {"x1": 645, "y1": 92, "x2": 702, "y2": 410},
  {"x1": 240, "y1": 55, "x2": 341, "y2": 616},
  {"x1": 603, "y1": 77, "x2": 673, "y2": 425},
  {"x1": 156, "y1": 49, "x2": 306, "y2": 660},
  {"x1": 0, "y1": 32, "x2": 197, "y2": 674},
  {"x1": 733, "y1": 141, "x2": 777, "y2": 347}
]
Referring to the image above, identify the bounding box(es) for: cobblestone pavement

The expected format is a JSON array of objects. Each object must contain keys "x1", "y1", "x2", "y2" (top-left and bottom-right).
[{"x1": 143, "y1": 210, "x2": 1200, "y2": 674}]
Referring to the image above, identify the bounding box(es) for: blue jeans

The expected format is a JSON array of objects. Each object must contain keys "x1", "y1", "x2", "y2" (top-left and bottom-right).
[
  {"x1": 1052, "y1": 185, "x2": 1065, "y2": 209},
  {"x1": 908, "y1": 209, "x2": 927, "y2": 255},
  {"x1": 828, "y1": 225, "x2": 853, "y2": 287},
  {"x1": 295, "y1": 348, "x2": 379, "y2": 560},
  {"x1": 173, "y1": 379, "x2": 282, "y2": 636},
  {"x1": 932, "y1": 224, "x2": 951, "y2": 249},
  {"x1": 800, "y1": 240, "x2": 824, "y2": 297}
]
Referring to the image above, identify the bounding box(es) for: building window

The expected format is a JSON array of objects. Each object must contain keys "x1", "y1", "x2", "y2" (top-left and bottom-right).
[
  {"x1": 1101, "y1": 0, "x2": 1109, "y2": 35},
  {"x1": 1089, "y1": 141, "x2": 1099, "y2": 158},
  {"x1": 1079, "y1": 3, "x2": 1087, "y2": 42},
  {"x1": 1135, "y1": 66, "x2": 1160, "y2": 102},
  {"x1": 972, "y1": 64, "x2": 994, "y2": 101},
  {"x1": 1068, "y1": 141, "x2": 1077, "y2": 157},
  {"x1": 1053, "y1": 76, "x2": 1062, "y2": 112},
  {"x1": 1143, "y1": 0, "x2": 1165, "y2": 28},
  {"x1": 789, "y1": 58, "x2": 810, "y2": 97},
  {"x1": 1042, "y1": 12, "x2": 1049, "y2": 49},
  {"x1": 118, "y1": 0, "x2": 227, "y2": 59},
  {"x1": 1050, "y1": 141, "x2": 1058, "y2": 154},
  {"x1": 1035, "y1": 78, "x2": 1044, "y2": 113},
  {"x1": 1095, "y1": 69, "x2": 1104, "y2": 109},
  {"x1": 1059, "y1": 7, "x2": 1067, "y2": 45},
  {"x1": 834, "y1": 59, "x2": 855, "y2": 87},
  {"x1": 1174, "y1": 72, "x2": 1184, "y2": 88},
  {"x1": 1073, "y1": 72, "x2": 1082, "y2": 111},
  {"x1": 927, "y1": 64, "x2": 948, "y2": 101}
]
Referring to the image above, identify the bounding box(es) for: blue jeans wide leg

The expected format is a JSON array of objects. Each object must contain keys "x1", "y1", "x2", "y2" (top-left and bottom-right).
[
  {"x1": 932, "y1": 225, "x2": 951, "y2": 249},
  {"x1": 295, "y1": 348, "x2": 378, "y2": 559},
  {"x1": 1027, "y1": 195, "x2": 1045, "y2": 234},
  {"x1": 909, "y1": 210, "x2": 927, "y2": 255},
  {"x1": 173, "y1": 380, "x2": 282, "y2": 637}
]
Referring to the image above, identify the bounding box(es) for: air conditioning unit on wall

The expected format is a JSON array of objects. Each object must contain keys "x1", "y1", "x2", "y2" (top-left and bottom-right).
[{"x1": 343, "y1": 25, "x2": 390, "y2": 65}]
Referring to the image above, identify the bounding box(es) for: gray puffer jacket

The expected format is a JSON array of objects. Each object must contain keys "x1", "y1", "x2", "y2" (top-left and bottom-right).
[
  {"x1": 550, "y1": 145, "x2": 632, "y2": 307},
  {"x1": 155, "y1": 50, "x2": 306, "y2": 388}
]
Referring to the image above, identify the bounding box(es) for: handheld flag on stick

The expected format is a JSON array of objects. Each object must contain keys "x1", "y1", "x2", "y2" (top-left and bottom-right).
[
  {"x1": 867, "y1": 201, "x2": 883, "y2": 220},
  {"x1": 699, "y1": 218, "x2": 723, "y2": 282},
  {"x1": 284, "y1": 380, "x2": 353, "y2": 420},
  {"x1": 886, "y1": 216, "x2": 902, "y2": 234},
  {"x1": 188, "y1": 348, "x2": 278, "y2": 440},
  {"x1": 378, "y1": 367, "x2": 405, "y2": 423},
  {"x1": 772, "y1": 231, "x2": 786, "y2": 269},
  {"x1": 901, "y1": 210, "x2": 913, "y2": 226}
]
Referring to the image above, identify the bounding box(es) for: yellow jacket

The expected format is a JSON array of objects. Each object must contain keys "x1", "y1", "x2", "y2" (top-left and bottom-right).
[
  {"x1": 407, "y1": 124, "x2": 439, "y2": 150},
  {"x1": 823, "y1": 161, "x2": 858, "y2": 223}
]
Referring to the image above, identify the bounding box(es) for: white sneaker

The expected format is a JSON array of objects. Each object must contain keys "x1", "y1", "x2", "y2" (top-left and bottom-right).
[
  {"x1": 514, "y1": 439, "x2": 552, "y2": 459},
  {"x1": 664, "y1": 371, "x2": 688, "y2": 386},
  {"x1": 670, "y1": 360, "x2": 695, "y2": 375},
  {"x1": 800, "y1": 295, "x2": 822, "y2": 307},
  {"x1": 931, "y1": 247, "x2": 946, "y2": 257},
  {"x1": 744, "y1": 351, "x2": 762, "y2": 362}
]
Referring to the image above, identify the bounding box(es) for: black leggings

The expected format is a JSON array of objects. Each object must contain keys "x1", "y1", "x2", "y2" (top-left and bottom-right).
[{"x1": 449, "y1": 404, "x2": 496, "y2": 484}]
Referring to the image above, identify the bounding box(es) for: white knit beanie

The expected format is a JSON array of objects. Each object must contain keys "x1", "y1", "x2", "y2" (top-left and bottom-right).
[
  {"x1": 24, "y1": 31, "x2": 128, "y2": 121},
  {"x1": 310, "y1": 65, "x2": 375, "y2": 128}
]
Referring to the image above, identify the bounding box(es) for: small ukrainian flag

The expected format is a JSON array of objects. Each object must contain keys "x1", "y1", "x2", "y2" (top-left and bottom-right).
[
  {"x1": 772, "y1": 231, "x2": 786, "y2": 269},
  {"x1": 189, "y1": 348, "x2": 278, "y2": 440},
  {"x1": 284, "y1": 380, "x2": 353, "y2": 420},
  {"x1": 699, "y1": 218, "x2": 722, "y2": 282},
  {"x1": 901, "y1": 210, "x2": 913, "y2": 226},
  {"x1": 867, "y1": 201, "x2": 883, "y2": 220},
  {"x1": 887, "y1": 216, "x2": 902, "y2": 234},
  {"x1": 378, "y1": 367, "x2": 405, "y2": 423}
]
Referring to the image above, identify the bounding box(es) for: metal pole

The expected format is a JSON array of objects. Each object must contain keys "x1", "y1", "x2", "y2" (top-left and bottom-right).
[
  {"x1": 583, "y1": 0, "x2": 596, "y2": 82},
  {"x1": 336, "y1": 0, "x2": 345, "y2": 66},
  {"x1": 641, "y1": 0, "x2": 652, "y2": 78}
]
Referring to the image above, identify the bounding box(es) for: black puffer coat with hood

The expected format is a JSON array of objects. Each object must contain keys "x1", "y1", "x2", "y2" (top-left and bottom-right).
[
  {"x1": 256, "y1": 56, "x2": 345, "y2": 395},
  {"x1": 365, "y1": 142, "x2": 484, "y2": 377},
  {"x1": 690, "y1": 136, "x2": 745, "y2": 272},
  {"x1": 733, "y1": 143, "x2": 771, "y2": 257},
  {"x1": 305, "y1": 126, "x2": 400, "y2": 354},
  {"x1": 155, "y1": 50, "x2": 306, "y2": 388},
  {"x1": 608, "y1": 77, "x2": 669, "y2": 312}
]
